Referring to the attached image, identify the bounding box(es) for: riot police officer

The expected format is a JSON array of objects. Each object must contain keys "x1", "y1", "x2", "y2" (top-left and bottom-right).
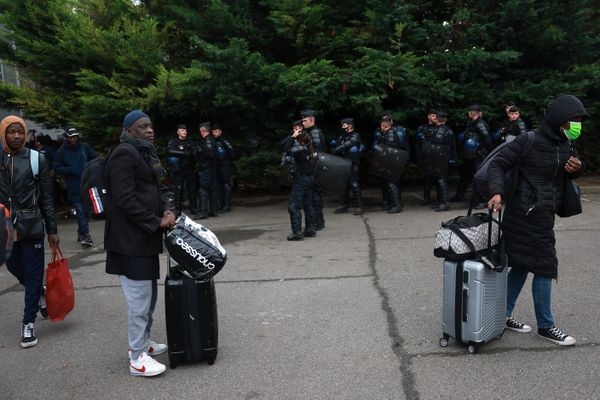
[
  {"x1": 212, "y1": 123, "x2": 235, "y2": 213},
  {"x1": 195, "y1": 122, "x2": 219, "y2": 219},
  {"x1": 500, "y1": 105, "x2": 527, "y2": 142},
  {"x1": 281, "y1": 120, "x2": 316, "y2": 241},
  {"x1": 331, "y1": 118, "x2": 363, "y2": 215},
  {"x1": 301, "y1": 109, "x2": 326, "y2": 230},
  {"x1": 450, "y1": 104, "x2": 491, "y2": 208},
  {"x1": 374, "y1": 116, "x2": 408, "y2": 213},
  {"x1": 167, "y1": 124, "x2": 198, "y2": 216},
  {"x1": 428, "y1": 112, "x2": 456, "y2": 211},
  {"x1": 416, "y1": 109, "x2": 438, "y2": 205}
]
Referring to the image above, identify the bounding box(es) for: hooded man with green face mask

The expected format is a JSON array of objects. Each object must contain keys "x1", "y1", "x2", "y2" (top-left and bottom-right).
[{"x1": 486, "y1": 94, "x2": 587, "y2": 348}]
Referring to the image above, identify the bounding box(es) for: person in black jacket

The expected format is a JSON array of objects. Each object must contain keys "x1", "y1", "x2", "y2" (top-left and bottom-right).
[
  {"x1": 105, "y1": 110, "x2": 176, "y2": 376},
  {"x1": 429, "y1": 112, "x2": 456, "y2": 211},
  {"x1": 450, "y1": 104, "x2": 491, "y2": 208},
  {"x1": 212, "y1": 124, "x2": 235, "y2": 213},
  {"x1": 55, "y1": 127, "x2": 97, "y2": 247},
  {"x1": 499, "y1": 105, "x2": 527, "y2": 143},
  {"x1": 331, "y1": 118, "x2": 363, "y2": 215},
  {"x1": 301, "y1": 109, "x2": 325, "y2": 230},
  {"x1": 281, "y1": 120, "x2": 316, "y2": 241},
  {"x1": 0, "y1": 115, "x2": 60, "y2": 348},
  {"x1": 167, "y1": 124, "x2": 198, "y2": 216},
  {"x1": 487, "y1": 94, "x2": 587, "y2": 346},
  {"x1": 195, "y1": 122, "x2": 219, "y2": 219},
  {"x1": 416, "y1": 109, "x2": 437, "y2": 205},
  {"x1": 374, "y1": 116, "x2": 406, "y2": 213}
]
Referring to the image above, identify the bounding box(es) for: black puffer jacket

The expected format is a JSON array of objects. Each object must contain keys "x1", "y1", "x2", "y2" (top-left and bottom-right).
[{"x1": 488, "y1": 95, "x2": 587, "y2": 278}]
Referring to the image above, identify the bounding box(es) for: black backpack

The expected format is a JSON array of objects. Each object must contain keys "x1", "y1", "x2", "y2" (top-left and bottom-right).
[
  {"x1": 80, "y1": 143, "x2": 138, "y2": 216},
  {"x1": 473, "y1": 131, "x2": 535, "y2": 201}
]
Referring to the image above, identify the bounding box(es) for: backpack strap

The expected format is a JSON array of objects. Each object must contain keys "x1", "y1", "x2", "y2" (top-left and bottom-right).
[{"x1": 30, "y1": 149, "x2": 39, "y2": 179}]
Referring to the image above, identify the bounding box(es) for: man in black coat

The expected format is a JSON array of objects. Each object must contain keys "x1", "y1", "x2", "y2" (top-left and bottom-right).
[
  {"x1": 105, "y1": 110, "x2": 176, "y2": 377},
  {"x1": 487, "y1": 94, "x2": 586, "y2": 347}
]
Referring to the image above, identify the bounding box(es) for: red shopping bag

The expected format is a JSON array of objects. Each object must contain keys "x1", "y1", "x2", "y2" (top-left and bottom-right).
[{"x1": 46, "y1": 246, "x2": 75, "y2": 322}]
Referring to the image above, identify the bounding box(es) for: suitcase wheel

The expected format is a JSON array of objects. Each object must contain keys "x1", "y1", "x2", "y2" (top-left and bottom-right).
[
  {"x1": 207, "y1": 353, "x2": 217, "y2": 365},
  {"x1": 467, "y1": 344, "x2": 478, "y2": 354},
  {"x1": 439, "y1": 337, "x2": 449, "y2": 348}
]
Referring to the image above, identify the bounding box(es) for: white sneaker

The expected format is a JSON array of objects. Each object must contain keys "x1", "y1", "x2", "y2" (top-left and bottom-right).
[
  {"x1": 148, "y1": 340, "x2": 168, "y2": 356},
  {"x1": 128, "y1": 341, "x2": 168, "y2": 359},
  {"x1": 129, "y1": 352, "x2": 166, "y2": 377}
]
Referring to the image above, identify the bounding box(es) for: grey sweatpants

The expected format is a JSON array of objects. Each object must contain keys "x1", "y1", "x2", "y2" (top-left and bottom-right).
[{"x1": 119, "y1": 276, "x2": 158, "y2": 360}]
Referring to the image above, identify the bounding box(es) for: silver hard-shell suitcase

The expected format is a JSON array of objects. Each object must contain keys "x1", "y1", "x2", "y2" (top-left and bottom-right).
[{"x1": 440, "y1": 259, "x2": 507, "y2": 353}]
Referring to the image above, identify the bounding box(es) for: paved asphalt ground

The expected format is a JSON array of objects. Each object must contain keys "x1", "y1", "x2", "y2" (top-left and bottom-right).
[{"x1": 1, "y1": 185, "x2": 600, "y2": 400}]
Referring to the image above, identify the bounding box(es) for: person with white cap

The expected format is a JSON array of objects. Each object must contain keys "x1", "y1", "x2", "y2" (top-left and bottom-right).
[{"x1": 55, "y1": 126, "x2": 97, "y2": 247}]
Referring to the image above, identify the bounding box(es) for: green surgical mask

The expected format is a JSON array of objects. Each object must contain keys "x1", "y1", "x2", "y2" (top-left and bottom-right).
[{"x1": 564, "y1": 121, "x2": 582, "y2": 140}]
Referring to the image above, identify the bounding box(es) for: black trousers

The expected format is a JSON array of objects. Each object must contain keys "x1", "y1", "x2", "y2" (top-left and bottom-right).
[
  {"x1": 197, "y1": 167, "x2": 219, "y2": 215},
  {"x1": 288, "y1": 175, "x2": 316, "y2": 234},
  {"x1": 173, "y1": 168, "x2": 197, "y2": 212},
  {"x1": 216, "y1": 162, "x2": 232, "y2": 211}
]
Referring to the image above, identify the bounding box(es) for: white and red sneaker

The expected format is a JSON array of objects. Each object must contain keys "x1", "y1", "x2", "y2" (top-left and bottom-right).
[
  {"x1": 128, "y1": 341, "x2": 168, "y2": 359},
  {"x1": 147, "y1": 340, "x2": 168, "y2": 356},
  {"x1": 129, "y1": 352, "x2": 166, "y2": 377}
]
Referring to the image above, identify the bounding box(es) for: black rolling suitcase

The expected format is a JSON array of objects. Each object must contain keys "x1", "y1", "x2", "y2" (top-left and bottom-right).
[{"x1": 165, "y1": 258, "x2": 218, "y2": 368}]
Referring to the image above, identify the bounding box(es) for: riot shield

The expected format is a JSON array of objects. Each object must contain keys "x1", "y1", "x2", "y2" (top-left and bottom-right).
[
  {"x1": 420, "y1": 142, "x2": 451, "y2": 178},
  {"x1": 314, "y1": 152, "x2": 352, "y2": 195},
  {"x1": 369, "y1": 143, "x2": 409, "y2": 183}
]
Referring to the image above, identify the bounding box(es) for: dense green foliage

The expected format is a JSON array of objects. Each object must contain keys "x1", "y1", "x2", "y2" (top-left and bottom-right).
[{"x1": 1, "y1": 0, "x2": 599, "y2": 188}]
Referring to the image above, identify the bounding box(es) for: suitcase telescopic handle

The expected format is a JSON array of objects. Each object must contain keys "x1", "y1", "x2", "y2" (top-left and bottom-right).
[{"x1": 462, "y1": 289, "x2": 468, "y2": 322}]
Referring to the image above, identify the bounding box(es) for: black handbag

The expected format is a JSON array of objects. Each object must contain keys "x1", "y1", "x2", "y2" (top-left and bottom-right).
[
  {"x1": 556, "y1": 179, "x2": 582, "y2": 218},
  {"x1": 15, "y1": 208, "x2": 45, "y2": 240}
]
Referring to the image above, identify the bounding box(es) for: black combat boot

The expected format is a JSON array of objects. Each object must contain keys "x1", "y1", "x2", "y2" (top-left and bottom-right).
[
  {"x1": 220, "y1": 183, "x2": 232, "y2": 213},
  {"x1": 195, "y1": 190, "x2": 209, "y2": 219},
  {"x1": 434, "y1": 178, "x2": 451, "y2": 212},
  {"x1": 351, "y1": 182, "x2": 363, "y2": 215},
  {"x1": 387, "y1": 183, "x2": 402, "y2": 214},
  {"x1": 420, "y1": 177, "x2": 432, "y2": 206}
]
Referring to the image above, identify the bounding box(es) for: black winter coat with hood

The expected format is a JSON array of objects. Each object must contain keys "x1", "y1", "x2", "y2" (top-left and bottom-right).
[{"x1": 487, "y1": 95, "x2": 587, "y2": 279}]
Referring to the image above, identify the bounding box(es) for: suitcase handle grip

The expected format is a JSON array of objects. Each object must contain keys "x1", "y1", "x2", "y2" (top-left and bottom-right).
[{"x1": 462, "y1": 289, "x2": 468, "y2": 322}]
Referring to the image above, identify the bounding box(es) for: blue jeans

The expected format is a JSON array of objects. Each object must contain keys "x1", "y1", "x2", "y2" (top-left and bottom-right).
[
  {"x1": 6, "y1": 238, "x2": 45, "y2": 324},
  {"x1": 73, "y1": 201, "x2": 90, "y2": 236},
  {"x1": 506, "y1": 267, "x2": 555, "y2": 329}
]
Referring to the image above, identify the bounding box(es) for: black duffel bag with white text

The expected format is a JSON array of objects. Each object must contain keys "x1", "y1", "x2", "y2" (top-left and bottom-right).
[{"x1": 164, "y1": 214, "x2": 227, "y2": 280}]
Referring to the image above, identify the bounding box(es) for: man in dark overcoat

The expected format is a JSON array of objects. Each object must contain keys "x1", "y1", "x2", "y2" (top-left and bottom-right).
[{"x1": 104, "y1": 110, "x2": 176, "y2": 376}]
